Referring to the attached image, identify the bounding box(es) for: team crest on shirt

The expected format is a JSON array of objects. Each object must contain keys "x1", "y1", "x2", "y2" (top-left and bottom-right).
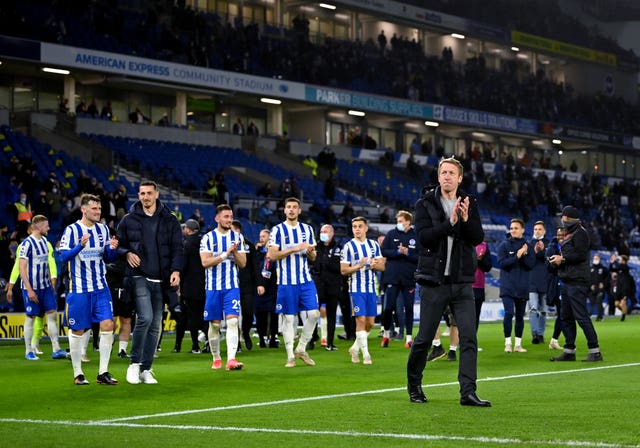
[
  {"x1": 26, "y1": 306, "x2": 32, "y2": 313},
  {"x1": 276, "y1": 304, "x2": 283, "y2": 311},
  {"x1": 97, "y1": 233, "x2": 105, "y2": 243},
  {"x1": 203, "y1": 311, "x2": 209, "y2": 318},
  {"x1": 69, "y1": 318, "x2": 76, "y2": 325},
  {"x1": 353, "y1": 306, "x2": 360, "y2": 313}
]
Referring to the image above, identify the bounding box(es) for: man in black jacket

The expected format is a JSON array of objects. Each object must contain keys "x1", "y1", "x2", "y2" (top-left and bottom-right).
[
  {"x1": 311, "y1": 224, "x2": 343, "y2": 351},
  {"x1": 117, "y1": 181, "x2": 183, "y2": 384},
  {"x1": 407, "y1": 157, "x2": 490, "y2": 407},
  {"x1": 549, "y1": 206, "x2": 603, "y2": 362},
  {"x1": 180, "y1": 219, "x2": 206, "y2": 353},
  {"x1": 380, "y1": 210, "x2": 418, "y2": 348}
]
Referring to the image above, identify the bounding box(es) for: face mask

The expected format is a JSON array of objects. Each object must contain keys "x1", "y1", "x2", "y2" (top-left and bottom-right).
[
  {"x1": 320, "y1": 233, "x2": 329, "y2": 243},
  {"x1": 396, "y1": 223, "x2": 405, "y2": 232},
  {"x1": 593, "y1": 259, "x2": 600, "y2": 265}
]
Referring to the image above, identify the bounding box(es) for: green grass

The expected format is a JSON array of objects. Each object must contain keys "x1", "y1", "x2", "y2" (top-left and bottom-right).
[{"x1": 1, "y1": 318, "x2": 640, "y2": 448}]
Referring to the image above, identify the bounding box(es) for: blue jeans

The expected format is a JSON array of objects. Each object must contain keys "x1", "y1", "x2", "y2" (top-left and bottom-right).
[
  {"x1": 130, "y1": 277, "x2": 164, "y2": 371},
  {"x1": 528, "y1": 291, "x2": 547, "y2": 337}
]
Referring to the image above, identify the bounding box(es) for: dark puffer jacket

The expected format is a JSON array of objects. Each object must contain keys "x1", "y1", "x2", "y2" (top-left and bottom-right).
[
  {"x1": 414, "y1": 185, "x2": 484, "y2": 286},
  {"x1": 116, "y1": 199, "x2": 183, "y2": 286}
]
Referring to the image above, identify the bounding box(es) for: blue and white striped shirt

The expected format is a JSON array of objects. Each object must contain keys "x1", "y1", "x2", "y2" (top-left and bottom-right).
[
  {"x1": 18, "y1": 235, "x2": 52, "y2": 290},
  {"x1": 59, "y1": 221, "x2": 114, "y2": 293},
  {"x1": 200, "y1": 228, "x2": 246, "y2": 291},
  {"x1": 341, "y1": 238, "x2": 382, "y2": 293},
  {"x1": 269, "y1": 222, "x2": 315, "y2": 285}
]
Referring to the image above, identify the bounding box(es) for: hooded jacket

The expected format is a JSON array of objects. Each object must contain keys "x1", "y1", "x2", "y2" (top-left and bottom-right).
[
  {"x1": 558, "y1": 221, "x2": 590, "y2": 286},
  {"x1": 116, "y1": 199, "x2": 183, "y2": 285},
  {"x1": 414, "y1": 185, "x2": 483, "y2": 286}
]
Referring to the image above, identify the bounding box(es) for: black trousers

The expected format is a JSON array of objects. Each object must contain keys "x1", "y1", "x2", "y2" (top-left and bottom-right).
[
  {"x1": 240, "y1": 291, "x2": 255, "y2": 339},
  {"x1": 407, "y1": 282, "x2": 478, "y2": 396},
  {"x1": 185, "y1": 298, "x2": 207, "y2": 350},
  {"x1": 472, "y1": 287, "x2": 485, "y2": 331},
  {"x1": 382, "y1": 284, "x2": 415, "y2": 336},
  {"x1": 560, "y1": 283, "x2": 600, "y2": 350}
]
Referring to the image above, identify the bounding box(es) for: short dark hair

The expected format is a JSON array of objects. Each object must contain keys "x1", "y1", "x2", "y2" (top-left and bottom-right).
[
  {"x1": 231, "y1": 219, "x2": 242, "y2": 230},
  {"x1": 284, "y1": 197, "x2": 300, "y2": 206},
  {"x1": 510, "y1": 218, "x2": 525, "y2": 228},
  {"x1": 139, "y1": 180, "x2": 158, "y2": 190},
  {"x1": 216, "y1": 204, "x2": 232, "y2": 214},
  {"x1": 533, "y1": 220, "x2": 545, "y2": 228},
  {"x1": 80, "y1": 193, "x2": 100, "y2": 206}
]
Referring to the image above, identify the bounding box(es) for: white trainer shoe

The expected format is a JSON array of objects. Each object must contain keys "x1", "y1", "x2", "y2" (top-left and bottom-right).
[
  {"x1": 140, "y1": 369, "x2": 158, "y2": 384},
  {"x1": 126, "y1": 363, "x2": 141, "y2": 384}
]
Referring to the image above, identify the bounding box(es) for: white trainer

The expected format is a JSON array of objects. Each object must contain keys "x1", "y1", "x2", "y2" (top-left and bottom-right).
[
  {"x1": 140, "y1": 369, "x2": 158, "y2": 384},
  {"x1": 126, "y1": 363, "x2": 141, "y2": 384}
]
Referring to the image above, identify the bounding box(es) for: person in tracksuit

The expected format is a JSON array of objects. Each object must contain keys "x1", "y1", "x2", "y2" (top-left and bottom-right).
[
  {"x1": 497, "y1": 218, "x2": 535, "y2": 354},
  {"x1": 380, "y1": 210, "x2": 418, "y2": 348}
]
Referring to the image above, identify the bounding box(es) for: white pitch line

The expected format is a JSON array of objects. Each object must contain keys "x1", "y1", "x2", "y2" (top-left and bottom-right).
[
  {"x1": 0, "y1": 418, "x2": 638, "y2": 448},
  {"x1": 104, "y1": 361, "x2": 640, "y2": 423}
]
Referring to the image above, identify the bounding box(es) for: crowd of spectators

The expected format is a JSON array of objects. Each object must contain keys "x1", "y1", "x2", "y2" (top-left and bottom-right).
[
  {"x1": 404, "y1": 0, "x2": 638, "y2": 64},
  {"x1": 2, "y1": 0, "x2": 639, "y2": 134}
]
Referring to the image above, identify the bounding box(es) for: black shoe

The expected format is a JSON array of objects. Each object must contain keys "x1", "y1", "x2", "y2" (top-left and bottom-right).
[
  {"x1": 531, "y1": 335, "x2": 540, "y2": 345},
  {"x1": 447, "y1": 350, "x2": 457, "y2": 362},
  {"x1": 117, "y1": 350, "x2": 129, "y2": 358},
  {"x1": 190, "y1": 349, "x2": 201, "y2": 354},
  {"x1": 74, "y1": 374, "x2": 90, "y2": 386},
  {"x1": 259, "y1": 339, "x2": 267, "y2": 348},
  {"x1": 245, "y1": 337, "x2": 253, "y2": 351},
  {"x1": 582, "y1": 352, "x2": 603, "y2": 362},
  {"x1": 621, "y1": 314, "x2": 626, "y2": 322},
  {"x1": 269, "y1": 338, "x2": 279, "y2": 348},
  {"x1": 460, "y1": 393, "x2": 491, "y2": 407},
  {"x1": 236, "y1": 344, "x2": 243, "y2": 353},
  {"x1": 172, "y1": 346, "x2": 180, "y2": 353},
  {"x1": 551, "y1": 352, "x2": 576, "y2": 362},
  {"x1": 337, "y1": 333, "x2": 348, "y2": 340},
  {"x1": 408, "y1": 384, "x2": 427, "y2": 403},
  {"x1": 202, "y1": 343, "x2": 211, "y2": 354},
  {"x1": 96, "y1": 371, "x2": 119, "y2": 385},
  {"x1": 538, "y1": 336, "x2": 544, "y2": 344},
  {"x1": 427, "y1": 345, "x2": 446, "y2": 362},
  {"x1": 307, "y1": 339, "x2": 315, "y2": 350},
  {"x1": 325, "y1": 345, "x2": 338, "y2": 351}
]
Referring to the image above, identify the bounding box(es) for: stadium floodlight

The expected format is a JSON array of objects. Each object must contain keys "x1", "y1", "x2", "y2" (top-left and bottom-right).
[
  {"x1": 552, "y1": 139, "x2": 562, "y2": 145},
  {"x1": 511, "y1": 46, "x2": 520, "y2": 52},
  {"x1": 260, "y1": 97, "x2": 282, "y2": 105},
  {"x1": 424, "y1": 121, "x2": 440, "y2": 127},
  {"x1": 42, "y1": 67, "x2": 70, "y2": 75},
  {"x1": 319, "y1": 3, "x2": 336, "y2": 9},
  {"x1": 348, "y1": 110, "x2": 365, "y2": 117},
  {"x1": 451, "y1": 33, "x2": 465, "y2": 39}
]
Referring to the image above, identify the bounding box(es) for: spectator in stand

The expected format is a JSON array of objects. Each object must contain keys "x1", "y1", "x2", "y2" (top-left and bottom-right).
[
  {"x1": 87, "y1": 100, "x2": 99, "y2": 118},
  {"x1": 340, "y1": 201, "x2": 355, "y2": 224},
  {"x1": 379, "y1": 208, "x2": 391, "y2": 224},
  {"x1": 497, "y1": 218, "x2": 534, "y2": 353},
  {"x1": 247, "y1": 121, "x2": 259, "y2": 136},
  {"x1": 257, "y1": 182, "x2": 273, "y2": 197},
  {"x1": 59, "y1": 98, "x2": 69, "y2": 114},
  {"x1": 232, "y1": 118, "x2": 245, "y2": 135},
  {"x1": 188, "y1": 208, "x2": 206, "y2": 230},
  {"x1": 76, "y1": 99, "x2": 87, "y2": 115},
  {"x1": 100, "y1": 101, "x2": 113, "y2": 120},
  {"x1": 158, "y1": 113, "x2": 170, "y2": 127}
]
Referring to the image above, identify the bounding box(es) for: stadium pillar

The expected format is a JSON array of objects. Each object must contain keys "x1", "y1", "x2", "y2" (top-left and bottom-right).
[
  {"x1": 267, "y1": 104, "x2": 283, "y2": 136},
  {"x1": 176, "y1": 92, "x2": 187, "y2": 126},
  {"x1": 64, "y1": 76, "x2": 76, "y2": 112}
]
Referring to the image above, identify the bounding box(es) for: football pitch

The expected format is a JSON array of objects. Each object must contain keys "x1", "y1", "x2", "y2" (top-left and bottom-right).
[{"x1": 1, "y1": 318, "x2": 639, "y2": 448}]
